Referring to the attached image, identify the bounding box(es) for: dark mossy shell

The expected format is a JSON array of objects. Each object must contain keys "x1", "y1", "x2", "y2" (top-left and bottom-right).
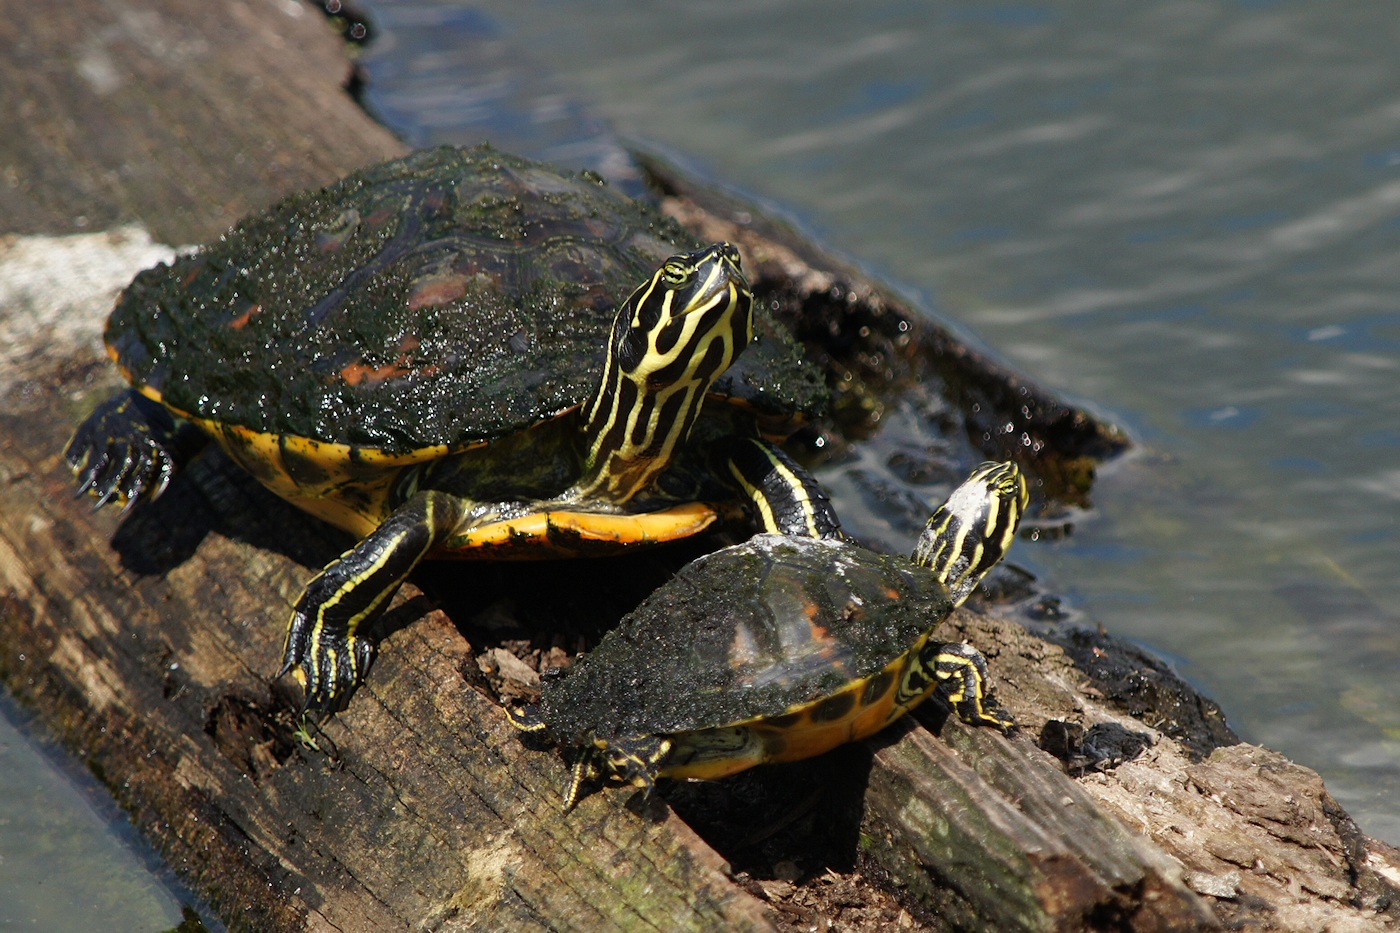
[
  {"x1": 106, "y1": 145, "x2": 823, "y2": 455},
  {"x1": 536, "y1": 535, "x2": 954, "y2": 743}
]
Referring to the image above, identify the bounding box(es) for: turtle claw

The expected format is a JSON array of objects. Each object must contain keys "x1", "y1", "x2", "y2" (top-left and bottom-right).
[
  {"x1": 281, "y1": 558, "x2": 389, "y2": 712},
  {"x1": 65, "y1": 391, "x2": 193, "y2": 510},
  {"x1": 280, "y1": 623, "x2": 373, "y2": 713},
  {"x1": 958, "y1": 693, "x2": 1017, "y2": 734}
]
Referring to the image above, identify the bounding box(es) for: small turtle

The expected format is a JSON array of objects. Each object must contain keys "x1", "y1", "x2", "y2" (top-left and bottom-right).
[
  {"x1": 507, "y1": 460, "x2": 1028, "y2": 807},
  {"x1": 65, "y1": 145, "x2": 838, "y2": 710}
]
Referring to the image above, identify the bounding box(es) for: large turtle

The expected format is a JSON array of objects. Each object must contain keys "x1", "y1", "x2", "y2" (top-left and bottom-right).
[
  {"x1": 65, "y1": 144, "x2": 839, "y2": 710},
  {"x1": 507, "y1": 461, "x2": 1027, "y2": 808}
]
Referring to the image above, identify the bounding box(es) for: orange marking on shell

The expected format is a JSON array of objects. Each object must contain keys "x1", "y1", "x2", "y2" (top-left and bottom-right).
[
  {"x1": 807, "y1": 620, "x2": 837, "y2": 650},
  {"x1": 799, "y1": 596, "x2": 841, "y2": 647},
  {"x1": 406, "y1": 273, "x2": 471, "y2": 310},
  {"x1": 340, "y1": 336, "x2": 432, "y2": 386},
  {"x1": 227, "y1": 303, "x2": 263, "y2": 330},
  {"x1": 804, "y1": 614, "x2": 844, "y2": 669},
  {"x1": 341, "y1": 360, "x2": 412, "y2": 386}
]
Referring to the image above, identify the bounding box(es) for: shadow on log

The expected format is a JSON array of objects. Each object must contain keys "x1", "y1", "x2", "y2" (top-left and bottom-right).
[{"x1": 1, "y1": 2, "x2": 1398, "y2": 931}]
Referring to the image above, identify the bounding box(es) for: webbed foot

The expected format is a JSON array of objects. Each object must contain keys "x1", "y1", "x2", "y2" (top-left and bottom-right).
[
  {"x1": 66, "y1": 390, "x2": 203, "y2": 510},
  {"x1": 279, "y1": 567, "x2": 379, "y2": 713},
  {"x1": 929, "y1": 641, "x2": 1017, "y2": 732},
  {"x1": 278, "y1": 490, "x2": 467, "y2": 711}
]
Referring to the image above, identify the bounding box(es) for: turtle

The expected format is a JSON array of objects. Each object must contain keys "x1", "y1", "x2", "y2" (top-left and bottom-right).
[
  {"x1": 506, "y1": 460, "x2": 1028, "y2": 808},
  {"x1": 65, "y1": 144, "x2": 841, "y2": 711}
]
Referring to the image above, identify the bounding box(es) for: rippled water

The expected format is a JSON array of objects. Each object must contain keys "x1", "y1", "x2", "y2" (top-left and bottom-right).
[{"x1": 356, "y1": 0, "x2": 1400, "y2": 841}]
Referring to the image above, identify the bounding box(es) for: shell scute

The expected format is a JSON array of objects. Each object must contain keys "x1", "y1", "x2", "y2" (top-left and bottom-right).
[
  {"x1": 537, "y1": 535, "x2": 953, "y2": 744},
  {"x1": 104, "y1": 145, "x2": 712, "y2": 455}
]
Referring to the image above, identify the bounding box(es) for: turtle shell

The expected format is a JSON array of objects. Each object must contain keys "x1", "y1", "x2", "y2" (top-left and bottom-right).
[
  {"x1": 106, "y1": 144, "x2": 823, "y2": 456},
  {"x1": 535, "y1": 534, "x2": 954, "y2": 745}
]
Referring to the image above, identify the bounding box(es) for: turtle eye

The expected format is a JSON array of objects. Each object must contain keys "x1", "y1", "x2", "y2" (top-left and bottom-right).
[{"x1": 660, "y1": 261, "x2": 692, "y2": 288}]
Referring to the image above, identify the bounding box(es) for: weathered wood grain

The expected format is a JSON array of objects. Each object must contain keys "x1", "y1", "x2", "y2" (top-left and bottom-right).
[{"x1": 0, "y1": 0, "x2": 404, "y2": 244}]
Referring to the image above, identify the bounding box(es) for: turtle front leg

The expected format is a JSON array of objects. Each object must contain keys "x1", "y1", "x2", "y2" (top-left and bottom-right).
[
  {"x1": 281, "y1": 489, "x2": 466, "y2": 711},
  {"x1": 65, "y1": 389, "x2": 207, "y2": 510},
  {"x1": 718, "y1": 437, "x2": 843, "y2": 539},
  {"x1": 922, "y1": 641, "x2": 1016, "y2": 731}
]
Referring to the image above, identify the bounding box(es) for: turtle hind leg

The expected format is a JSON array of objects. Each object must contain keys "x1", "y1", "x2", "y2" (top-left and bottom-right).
[
  {"x1": 281, "y1": 489, "x2": 467, "y2": 712},
  {"x1": 66, "y1": 389, "x2": 207, "y2": 510},
  {"x1": 599, "y1": 736, "x2": 670, "y2": 798},
  {"x1": 554, "y1": 735, "x2": 671, "y2": 810},
  {"x1": 719, "y1": 436, "x2": 842, "y2": 539}
]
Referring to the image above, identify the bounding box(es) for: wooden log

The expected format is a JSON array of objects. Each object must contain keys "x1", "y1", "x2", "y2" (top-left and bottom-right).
[
  {"x1": 0, "y1": 0, "x2": 404, "y2": 244},
  {"x1": 3, "y1": 1, "x2": 1399, "y2": 931}
]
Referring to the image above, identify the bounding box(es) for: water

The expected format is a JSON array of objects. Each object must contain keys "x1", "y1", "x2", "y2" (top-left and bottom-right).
[
  {"x1": 353, "y1": 0, "x2": 1400, "y2": 841},
  {"x1": 0, "y1": 695, "x2": 196, "y2": 930}
]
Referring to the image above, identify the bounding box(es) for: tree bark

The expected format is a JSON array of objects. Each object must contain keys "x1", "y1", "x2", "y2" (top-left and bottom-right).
[{"x1": 2, "y1": 2, "x2": 1398, "y2": 932}]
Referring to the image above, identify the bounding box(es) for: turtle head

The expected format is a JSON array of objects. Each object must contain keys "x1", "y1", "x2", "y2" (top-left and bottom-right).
[
  {"x1": 611, "y1": 242, "x2": 752, "y2": 380},
  {"x1": 577, "y1": 243, "x2": 754, "y2": 502},
  {"x1": 913, "y1": 461, "x2": 1028, "y2": 606}
]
